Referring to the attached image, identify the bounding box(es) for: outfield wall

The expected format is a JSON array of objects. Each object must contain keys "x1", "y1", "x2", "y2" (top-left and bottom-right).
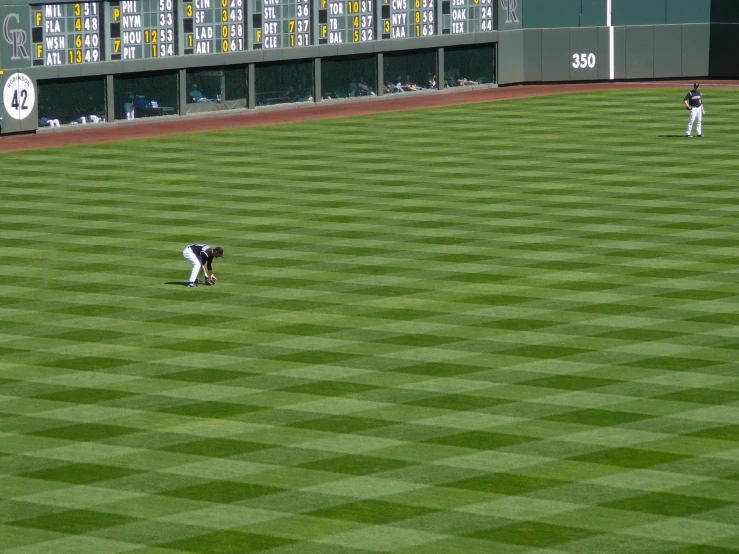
[{"x1": 0, "y1": 0, "x2": 738, "y2": 134}]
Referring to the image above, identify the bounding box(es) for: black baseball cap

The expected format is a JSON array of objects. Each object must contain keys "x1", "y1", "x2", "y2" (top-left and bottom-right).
[
  {"x1": 693, "y1": 82, "x2": 700, "y2": 88},
  {"x1": 215, "y1": 246, "x2": 224, "y2": 257}
]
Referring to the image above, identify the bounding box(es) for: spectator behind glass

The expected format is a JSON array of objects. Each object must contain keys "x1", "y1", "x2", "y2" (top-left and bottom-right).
[
  {"x1": 38, "y1": 99, "x2": 61, "y2": 127},
  {"x1": 357, "y1": 76, "x2": 375, "y2": 96},
  {"x1": 189, "y1": 84, "x2": 205, "y2": 102},
  {"x1": 454, "y1": 72, "x2": 479, "y2": 86},
  {"x1": 78, "y1": 95, "x2": 105, "y2": 124},
  {"x1": 40, "y1": 116, "x2": 60, "y2": 127},
  {"x1": 124, "y1": 93, "x2": 135, "y2": 119},
  {"x1": 427, "y1": 73, "x2": 437, "y2": 89},
  {"x1": 402, "y1": 75, "x2": 418, "y2": 92},
  {"x1": 348, "y1": 78, "x2": 358, "y2": 96}
]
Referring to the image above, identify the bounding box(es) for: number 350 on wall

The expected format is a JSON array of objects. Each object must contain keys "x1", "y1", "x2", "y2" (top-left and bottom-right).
[{"x1": 572, "y1": 53, "x2": 596, "y2": 69}]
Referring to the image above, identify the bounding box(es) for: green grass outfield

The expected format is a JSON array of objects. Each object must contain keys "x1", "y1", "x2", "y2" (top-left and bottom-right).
[{"x1": 2, "y1": 88, "x2": 739, "y2": 553}]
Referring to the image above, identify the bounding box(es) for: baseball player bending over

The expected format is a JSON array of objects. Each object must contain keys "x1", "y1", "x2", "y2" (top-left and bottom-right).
[
  {"x1": 684, "y1": 82, "x2": 705, "y2": 138},
  {"x1": 182, "y1": 244, "x2": 224, "y2": 287}
]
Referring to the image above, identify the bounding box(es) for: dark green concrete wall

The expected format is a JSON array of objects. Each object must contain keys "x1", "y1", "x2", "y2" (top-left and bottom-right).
[
  {"x1": 522, "y1": 0, "x2": 713, "y2": 28},
  {"x1": 522, "y1": 0, "x2": 581, "y2": 29},
  {"x1": 613, "y1": 0, "x2": 666, "y2": 25},
  {"x1": 520, "y1": 0, "x2": 712, "y2": 29},
  {"x1": 613, "y1": 0, "x2": 711, "y2": 25},
  {"x1": 667, "y1": 0, "x2": 710, "y2": 23},
  {"x1": 521, "y1": 0, "x2": 606, "y2": 28},
  {"x1": 581, "y1": 0, "x2": 607, "y2": 27}
]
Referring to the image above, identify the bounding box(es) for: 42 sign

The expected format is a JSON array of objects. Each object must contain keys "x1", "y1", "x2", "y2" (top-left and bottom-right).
[
  {"x1": 572, "y1": 52, "x2": 596, "y2": 69},
  {"x1": 3, "y1": 72, "x2": 36, "y2": 120}
]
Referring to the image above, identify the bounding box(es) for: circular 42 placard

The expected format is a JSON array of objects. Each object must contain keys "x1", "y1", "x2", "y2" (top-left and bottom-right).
[{"x1": 3, "y1": 73, "x2": 36, "y2": 121}]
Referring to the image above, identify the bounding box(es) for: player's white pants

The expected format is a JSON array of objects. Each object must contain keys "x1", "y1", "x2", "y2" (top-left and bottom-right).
[
  {"x1": 182, "y1": 247, "x2": 201, "y2": 283},
  {"x1": 687, "y1": 107, "x2": 702, "y2": 136}
]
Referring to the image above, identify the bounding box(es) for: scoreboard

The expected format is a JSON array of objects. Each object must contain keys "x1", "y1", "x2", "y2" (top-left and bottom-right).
[
  {"x1": 442, "y1": 0, "x2": 494, "y2": 34},
  {"x1": 318, "y1": 0, "x2": 373, "y2": 45},
  {"x1": 109, "y1": 0, "x2": 176, "y2": 60},
  {"x1": 17, "y1": 0, "x2": 498, "y2": 67},
  {"x1": 252, "y1": 0, "x2": 311, "y2": 49},
  {"x1": 380, "y1": 0, "x2": 434, "y2": 40},
  {"x1": 183, "y1": 0, "x2": 245, "y2": 55},
  {"x1": 32, "y1": 2, "x2": 102, "y2": 66}
]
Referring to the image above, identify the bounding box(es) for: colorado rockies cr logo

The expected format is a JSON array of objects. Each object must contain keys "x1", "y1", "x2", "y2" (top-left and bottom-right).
[
  {"x1": 3, "y1": 13, "x2": 30, "y2": 60},
  {"x1": 500, "y1": 0, "x2": 519, "y2": 24}
]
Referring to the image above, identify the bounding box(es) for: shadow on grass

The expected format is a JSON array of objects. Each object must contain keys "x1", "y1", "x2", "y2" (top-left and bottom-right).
[{"x1": 165, "y1": 281, "x2": 194, "y2": 286}]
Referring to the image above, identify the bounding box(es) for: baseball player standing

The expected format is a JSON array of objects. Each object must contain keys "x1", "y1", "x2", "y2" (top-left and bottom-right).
[
  {"x1": 182, "y1": 244, "x2": 224, "y2": 287},
  {"x1": 684, "y1": 82, "x2": 705, "y2": 138}
]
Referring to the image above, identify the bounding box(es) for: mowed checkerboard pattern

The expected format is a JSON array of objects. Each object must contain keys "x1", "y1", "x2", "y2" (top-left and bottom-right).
[{"x1": 1, "y1": 89, "x2": 739, "y2": 553}]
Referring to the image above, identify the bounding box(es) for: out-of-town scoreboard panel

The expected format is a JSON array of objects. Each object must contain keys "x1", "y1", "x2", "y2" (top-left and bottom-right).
[
  {"x1": 318, "y1": 0, "x2": 373, "y2": 45},
  {"x1": 108, "y1": 0, "x2": 175, "y2": 60},
  {"x1": 251, "y1": 0, "x2": 311, "y2": 49},
  {"x1": 18, "y1": 0, "x2": 496, "y2": 66},
  {"x1": 183, "y1": 0, "x2": 245, "y2": 54},
  {"x1": 441, "y1": 0, "x2": 494, "y2": 34},
  {"x1": 31, "y1": 2, "x2": 102, "y2": 65},
  {"x1": 380, "y1": 0, "x2": 434, "y2": 39}
]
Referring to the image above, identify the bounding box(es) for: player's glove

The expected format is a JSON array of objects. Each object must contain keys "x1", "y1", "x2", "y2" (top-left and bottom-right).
[{"x1": 205, "y1": 277, "x2": 216, "y2": 286}]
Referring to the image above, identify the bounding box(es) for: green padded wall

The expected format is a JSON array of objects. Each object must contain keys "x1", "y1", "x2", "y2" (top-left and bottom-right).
[
  {"x1": 522, "y1": 29, "x2": 542, "y2": 82},
  {"x1": 681, "y1": 24, "x2": 710, "y2": 76},
  {"x1": 541, "y1": 28, "x2": 570, "y2": 81},
  {"x1": 519, "y1": 27, "x2": 601, "y2": 82},
  {"x1": 624, "y1": 26, "x2": 655, "y2": 78},
  {"x1": 568, "y1": 27, "x2": 599, "y2": 80},
  {"x1": 497, "y1": 30, "x2": 524, "y2": 85},
  {"x1": 597, "y1": 27, "x2": 611, "y2": 80},
  {"x1": 613, "y1": 26, "x2": 627, "y2": 79},
  {"x1": 654, "y1": 25, "x2": 682, "y2": 77}
]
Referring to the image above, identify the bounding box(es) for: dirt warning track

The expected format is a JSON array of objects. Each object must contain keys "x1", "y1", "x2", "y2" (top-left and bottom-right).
[{"x1": 1, "y1": 80, "x2": 736, "y2": 153}]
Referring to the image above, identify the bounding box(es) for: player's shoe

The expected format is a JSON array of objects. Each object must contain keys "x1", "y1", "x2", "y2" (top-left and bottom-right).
[
  {"x1": 686, "y1": 134, "x2": 692, "y2": 138},
  {"x1": 697, "y1": 134, "x2": 703, "y2": 138},
  {"x1": 187, "y1": 282, "x2": 197, "y2": 287}
]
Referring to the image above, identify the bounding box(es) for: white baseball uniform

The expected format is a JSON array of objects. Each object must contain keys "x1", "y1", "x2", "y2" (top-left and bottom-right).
[{"x1": 685, "y1": 89, "x2": 703, "y2": 137}]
